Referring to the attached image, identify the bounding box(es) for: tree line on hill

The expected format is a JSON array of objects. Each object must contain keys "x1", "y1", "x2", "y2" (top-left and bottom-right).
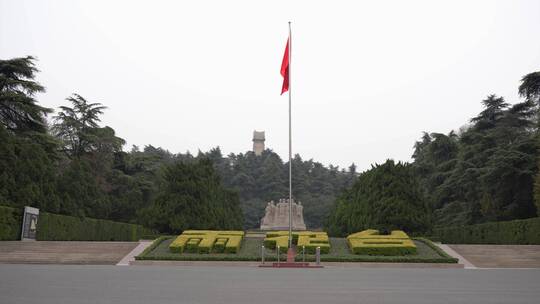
[
  {"x1": 206, "y1": 148, "x2": 357, "y2": 228},
  {"x1": 2, "y1": 55, "x2": 539, "y2": 236},
  {"x1": 0, "y1": 56, "x2": 244, "y2": 233},
  {"x1": 326, "y1": 71, "x2": 540, "y2": 236},
  {"x1": 0, "y1": 56, "x2": 355, "y2": 233}
]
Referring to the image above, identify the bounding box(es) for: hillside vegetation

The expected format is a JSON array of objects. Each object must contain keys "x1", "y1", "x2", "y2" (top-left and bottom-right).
[{"x1": 2, "y1": 55, "x2": 539, "y2": 235}]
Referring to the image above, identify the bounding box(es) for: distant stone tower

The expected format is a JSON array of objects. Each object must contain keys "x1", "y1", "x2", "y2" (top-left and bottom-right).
[{"x1": 252, "y1": 130, "x2": 265, "y2": 156}]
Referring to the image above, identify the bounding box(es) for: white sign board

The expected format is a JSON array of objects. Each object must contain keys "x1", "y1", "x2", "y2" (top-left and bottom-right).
[{"x1": 21, "y1": 206, "x2": 39, "y2": 241}]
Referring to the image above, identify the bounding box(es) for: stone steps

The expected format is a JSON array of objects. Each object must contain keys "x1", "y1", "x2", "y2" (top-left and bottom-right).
[
  {"x1": 449, "y1": 244, "x2": 540, "y2": 268},
  {"x1": 0, "y1": 241, "x2": 138, "y2": 265}
]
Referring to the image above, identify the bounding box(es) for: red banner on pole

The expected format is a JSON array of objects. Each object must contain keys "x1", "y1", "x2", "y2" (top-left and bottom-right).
[{"x1": 280, "y1": 38, "x2": 289, "y2": 95}]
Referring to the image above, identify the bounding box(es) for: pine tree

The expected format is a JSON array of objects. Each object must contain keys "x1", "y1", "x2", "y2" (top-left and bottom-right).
[
  {"x1": 0, "y1": 56, "x2": 52, "y2": 134},
  {"x1": 326, "y1": 160, "x2": 431, "y2": 236}
]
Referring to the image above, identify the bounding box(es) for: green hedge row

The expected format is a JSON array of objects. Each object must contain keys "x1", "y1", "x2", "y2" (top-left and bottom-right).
[
  {"x1": 0, "y1": 206, "x2": 23, "y2": 240},
  {"x1": 0, "y1": 205, "x2": 154, "y2": 241},
  {"x1": 434, "y1": 217, "x2": 540, "y2": 244},
  {"x1": 135, "y1": 237, "x2": 458, "y2": 263}
]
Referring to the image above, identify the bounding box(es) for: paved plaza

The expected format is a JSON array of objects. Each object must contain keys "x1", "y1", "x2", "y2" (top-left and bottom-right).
[
  {"x1": 0, "y1": 241, "x2": 138, "y2": 265},
  {"x1": 1, "y1": 264, "x2": 539, "y2": 304},
  {"x1": 449, "y1": 244, "x2": 540, "y2": 268}
]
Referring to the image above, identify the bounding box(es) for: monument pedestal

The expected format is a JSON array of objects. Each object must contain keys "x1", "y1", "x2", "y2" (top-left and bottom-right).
[
  {"x1": 258, "y1": 245, "x2": 324, "y2": 268},
  {"x1": 287, "y1": 247, "x2": 295, "y2": 262},
  {"x1": 259, "y1": 261, "x2": 323, "y2": 268}
]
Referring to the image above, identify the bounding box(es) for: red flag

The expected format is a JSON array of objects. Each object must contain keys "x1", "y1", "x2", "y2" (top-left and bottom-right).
[{"x1": 280, "y1": 38, "x2": 289, "y2": 95}]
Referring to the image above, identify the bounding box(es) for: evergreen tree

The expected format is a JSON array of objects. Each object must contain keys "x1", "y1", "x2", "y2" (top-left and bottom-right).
[
  {"x1": 413, "y1": 94, "x2": 538, "y2": 227},
  {"x1": 0, "y1": 56, "x2": 59, "y2": 212},
  {"x1": 326, "y1": 160, "x2": 431, "y2": 236},
  {"x1": 519, "y1": 70, "x2": 540, "y2": 215},
  {"x1": 53, "y1": 94, "x2": 124, "y2": 158},
  {"x1": 208, "y1": 148, "x2": 353, "y2": 229},
  {"x1": 0, "y1": 126, "x2": 59, "y2": 211},
  {"x1": 142, "y1": 158, "x2": 243, "y2": 233},
  {"x1": 0, "y1": 56, "x2": 52, "y2": 134}
]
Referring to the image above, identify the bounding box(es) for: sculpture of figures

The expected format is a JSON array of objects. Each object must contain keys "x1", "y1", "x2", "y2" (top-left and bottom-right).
[
  {"x1": 260, "y1": 198, "x2": 306, "y2": 230},
  {"x1": 296, "y1": 201, "x2": 304, "y2": 225},
  {"x1": 261, "y1": 201, "x2": 274, "y2": 226}
]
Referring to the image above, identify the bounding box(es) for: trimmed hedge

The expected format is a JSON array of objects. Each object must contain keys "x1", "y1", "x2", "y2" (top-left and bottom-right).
[
  {"x1": 37, "y1": 212, "x2": 154, "y2": 241},
  {"x1": 0, "y1": 205, "x2": 153, "y2": 241},
  {"x1": 168, "y1": 230, "x2": 245, "y2": 254},
  {"x1": 263, "y1": 235, "x2": 289, "y2": 253},
  {"x1": 348, "y1": 239, "x2": 417, "y2": 255},
  {"x1": 347, "y1": 230, "x2": 417, "y2": 256},
  {"x1": 264, "y1": 231, "x2": 331, "y2": 254},
  {"x1": 348, "y1": 230, "x2": 409, "y2": 240},
  {"x1": 434, "y1": 217, "x2": 540, "y2": 244},
  {"x1": 185, "y1": 239, "x2": 201, "y2": 253},
  {"x1": 136, "y1": 237, "x2": 458, "y2": 263},
  {"x1": 297, "y1": 232, "x2": 330, "y2": 254},
  {"x1": 0, "y1": 205, "x2": 23, "y2": 240},
  {"x1": 169, "y1": 235, "x2": 189, "y2": 253},
  {"x1": 214, "y1": 238, "x2": 227, "y2": 253},
  {"x1": 224, "y1": 235, "x2": 243, "y2": 253}
]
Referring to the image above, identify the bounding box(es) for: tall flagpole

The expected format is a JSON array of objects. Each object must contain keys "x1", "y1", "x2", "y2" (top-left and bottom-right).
[{"x1": 288, "y1": 21, "x2": 293, "y2": 248}]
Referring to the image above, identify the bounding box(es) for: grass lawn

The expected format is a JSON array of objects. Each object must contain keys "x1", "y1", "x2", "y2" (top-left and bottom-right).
[{"x1": 136, "y1": 236, "x2": 458, "y2": 263}]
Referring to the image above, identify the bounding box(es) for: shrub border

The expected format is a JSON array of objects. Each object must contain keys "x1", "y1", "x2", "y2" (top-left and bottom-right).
[
  {"x1": 0, "y1": 205, "x2": 155, "y2": 241},
  {"x1": 135, "y1": 236, "x2": 458, "y2": 263},
  {"x1": 434, "y1": 217, "x2": 540, "y2": 245}
]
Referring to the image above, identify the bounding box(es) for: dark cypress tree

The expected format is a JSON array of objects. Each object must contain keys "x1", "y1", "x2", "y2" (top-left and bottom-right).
[
  {"x1": 0, "y1": 56, "x2": 52, "y2": 134},
  {"x1": 142, "y1": 158, "x2": 243, "y2": 233},
  {"x1": 326, "y1": 160, "x2": 431, "y2": 236}
]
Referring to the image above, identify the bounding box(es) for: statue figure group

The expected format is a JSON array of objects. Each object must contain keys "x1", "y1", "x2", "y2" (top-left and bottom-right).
[{"x1": 260, "y1": 198, "x2": 306, "y2": 230}]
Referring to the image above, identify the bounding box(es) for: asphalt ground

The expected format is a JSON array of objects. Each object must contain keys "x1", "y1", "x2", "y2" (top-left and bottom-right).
[{"x1": 1, "y1": 264, "x2": 539, "y2": 304}]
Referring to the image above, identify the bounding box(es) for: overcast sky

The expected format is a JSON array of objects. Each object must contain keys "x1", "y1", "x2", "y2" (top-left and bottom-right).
[{"x1": 1, "y1": 0, "x2": 540, "y2": 171}]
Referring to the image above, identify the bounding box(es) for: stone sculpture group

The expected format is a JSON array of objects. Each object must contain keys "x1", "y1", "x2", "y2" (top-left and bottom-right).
[{"x1": 260, "y1": 198, "x2": 306, "y2": 230}]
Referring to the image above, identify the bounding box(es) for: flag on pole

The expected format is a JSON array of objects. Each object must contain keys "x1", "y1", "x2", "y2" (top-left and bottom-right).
[
  {"x1": 280, "y1": 38, "x2": 290, "y2": 95},
  {"x1": 282, "y1": 23, "x2": 292, "y2": 248}
]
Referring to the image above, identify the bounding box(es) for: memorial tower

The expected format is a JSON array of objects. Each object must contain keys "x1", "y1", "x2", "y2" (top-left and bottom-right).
[{"x1": 252, "y1": 130, "x2": 265, "y2": 156}]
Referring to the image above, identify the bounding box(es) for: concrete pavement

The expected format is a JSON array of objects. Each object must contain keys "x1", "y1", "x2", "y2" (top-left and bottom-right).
[
  {"x1": 449, "y1": 244, "x2": 540, "y2": 268},
  {"x1": 0, "y1": 241, "x2": 138, "y2": 265},
  {"x1": 1, "y1": 264, "x2": 539, "y2": 304}
]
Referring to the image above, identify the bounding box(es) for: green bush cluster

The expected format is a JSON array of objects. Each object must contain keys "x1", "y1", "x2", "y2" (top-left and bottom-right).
[
  {"x1": 348, "y1": 241, "x2": 417, "y2": 256},
  {"x1": 326, "y1": 160, "x2": 431, "y2": 237},
  {"x1": 0, "y1": 205, "x2": 153, "y2": 241},
  {"x1": 434, "y1": 217, "x2": 540, "y2": 244},
  {"x1": 0, "y1": 206, "x2": 23, "y2": 240},
  {"x1": 136, "y1": 237, "x2": 458, "y2": 263},
  {"x1": 347, "y1": 230, "x2": 417, "y2": 256}
]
